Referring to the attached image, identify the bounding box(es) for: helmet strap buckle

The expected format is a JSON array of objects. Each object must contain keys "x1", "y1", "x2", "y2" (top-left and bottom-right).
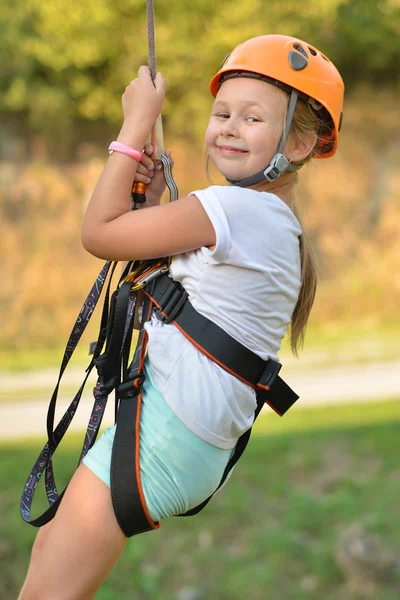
[{"x1": 263, "y1": 153, "x2": 291, "y2": 182}]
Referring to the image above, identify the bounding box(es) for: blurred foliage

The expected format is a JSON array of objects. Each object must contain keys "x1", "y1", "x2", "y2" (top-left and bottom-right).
[
  {"x1": 1, "y1": 0, "x2": 400, "y2": 353},
  {"x1": 0, "y1": 0, "x2": 400, "y2": 156}
]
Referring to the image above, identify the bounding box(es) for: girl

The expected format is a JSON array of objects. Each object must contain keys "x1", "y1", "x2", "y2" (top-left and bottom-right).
[{"x1": 19, "y1": 34, "x2": 344, "y2": 599}]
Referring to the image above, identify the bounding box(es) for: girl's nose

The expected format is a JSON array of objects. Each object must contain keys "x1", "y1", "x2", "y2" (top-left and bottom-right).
[{"x1": 220, "y1": 117, "x2": 239, "y2": 137}]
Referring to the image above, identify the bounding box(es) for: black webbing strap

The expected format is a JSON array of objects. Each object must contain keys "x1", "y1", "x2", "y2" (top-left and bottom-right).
[
  {"x1": 111, "y1": 384, "x2": 160, "y2": 535},
  {"x1": 110, "y1": 293, "x2": 160, "y2": 536},
  {"x1": 144, "y1": 274, "x2": 299, "y2": 416},
  {"x1": 94, "y1": 281, "x2": 132, "y2": 385}
]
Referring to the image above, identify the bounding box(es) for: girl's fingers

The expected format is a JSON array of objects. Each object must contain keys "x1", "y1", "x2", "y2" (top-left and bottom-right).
[
  {"x1": 140, "y1": 153, "x2": 155, "y2": 171},
  {"x1": 139, "y1": 144, "x2": 174, "y2": 179},
  {"x1": 134, "y1": 171, "x2": 152, "y2": 184},
  {"x1": 136, "y1": 161, "x2": 152, "y2": 175},
  {"x1": 135, "y1": 162, "x2": 154, "y2": 184},
  {"x1": 154, "y1": 72, "x2": 166, "y2": 93},
  {"x1": 138, "y1": 65, "x2": 151, "y2": 79}
]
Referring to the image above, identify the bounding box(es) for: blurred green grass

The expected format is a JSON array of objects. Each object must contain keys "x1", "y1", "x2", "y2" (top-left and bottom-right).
[{"x1": 2, "y1": 399, "x2": 400, "y2": 599}]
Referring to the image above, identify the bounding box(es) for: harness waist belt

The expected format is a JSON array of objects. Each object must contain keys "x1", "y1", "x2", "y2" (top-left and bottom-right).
[{"x1": 143, "y1": 273, "x2": 299, "y2": 416}]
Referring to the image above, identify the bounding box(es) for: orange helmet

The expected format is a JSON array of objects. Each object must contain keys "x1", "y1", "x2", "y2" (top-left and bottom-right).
[{"x1": 210, "y1": 34, "x2": 344, "y2": 159}]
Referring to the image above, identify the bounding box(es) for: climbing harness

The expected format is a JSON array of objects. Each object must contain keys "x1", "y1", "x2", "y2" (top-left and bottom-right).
[
  {"x1": 20, "y1": 248, "x2": 299, "y2": 537},
  {"x1": 20, "y1": 17, "x2": 302, "y2": 538}
]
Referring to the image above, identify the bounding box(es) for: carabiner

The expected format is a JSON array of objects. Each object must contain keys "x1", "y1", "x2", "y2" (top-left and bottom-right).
[
  {"x1": 120, "y1": 261, "x2": 151, "y2": 285},
  {"x1": 130, "y1": 262, "x2": 169, "y2": 291}
]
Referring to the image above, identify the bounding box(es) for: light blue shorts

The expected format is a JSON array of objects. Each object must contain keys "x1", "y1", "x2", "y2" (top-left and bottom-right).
[{"x1": 83, "y1": 360, "x2": 233, "y2": 523}]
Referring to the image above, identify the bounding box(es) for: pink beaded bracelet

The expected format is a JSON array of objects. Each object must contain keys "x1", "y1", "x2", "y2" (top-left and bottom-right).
[{"x1": 108, "y1": 141, "x2": 143, "y2": 163}]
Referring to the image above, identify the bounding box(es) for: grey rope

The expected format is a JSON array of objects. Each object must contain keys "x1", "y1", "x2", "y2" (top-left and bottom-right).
[
  {"x1": 146, "y1": 0, "x2": 157, "y2": 81},
  {"x1": 145, "y1": 0, "x2": 179, "y2": 201}
]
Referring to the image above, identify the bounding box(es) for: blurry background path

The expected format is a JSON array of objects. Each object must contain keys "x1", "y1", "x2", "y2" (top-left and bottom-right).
[{"x1": 1, "y1": 360, "x2": 399, "y2": 441}]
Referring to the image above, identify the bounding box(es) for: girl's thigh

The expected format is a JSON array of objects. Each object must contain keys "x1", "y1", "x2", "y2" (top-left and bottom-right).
[{"x1": 19, "y1": 463, "x2": 126, "y2": 600}]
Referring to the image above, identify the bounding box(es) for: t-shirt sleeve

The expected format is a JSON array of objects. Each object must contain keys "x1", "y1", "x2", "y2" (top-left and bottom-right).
[{"x1": 190, "y1": 187, "x2": 231, "y2": 263}]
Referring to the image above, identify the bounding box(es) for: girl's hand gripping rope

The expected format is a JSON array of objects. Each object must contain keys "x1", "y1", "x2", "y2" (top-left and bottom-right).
[
  {"x1": 134, "y1": 142, "x2": 174, "y2": 208},
  {"x1": 118, "y1": 65, "x2": 166, "y2": 209},
  {"x1": 118, "y1": 66, "x2": 166, "y2": 149}
]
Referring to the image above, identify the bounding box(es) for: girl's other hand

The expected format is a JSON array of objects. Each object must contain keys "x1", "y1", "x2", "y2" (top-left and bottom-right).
[
  {"x1": 122, "y1": 66, "x2": 166, "y2": 131},
  {"x1": 134, "y1": 143, "x2": 174, "y2": 207}
]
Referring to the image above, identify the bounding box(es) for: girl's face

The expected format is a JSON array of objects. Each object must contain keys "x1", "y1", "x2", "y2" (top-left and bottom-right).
[{"x1": 205, "y1": 77, "x2": 288, "y2": 181}]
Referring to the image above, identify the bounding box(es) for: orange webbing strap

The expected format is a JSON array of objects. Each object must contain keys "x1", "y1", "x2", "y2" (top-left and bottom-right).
[{"x1": 110, "y1": 294, "x2": 160, "y2": 536}]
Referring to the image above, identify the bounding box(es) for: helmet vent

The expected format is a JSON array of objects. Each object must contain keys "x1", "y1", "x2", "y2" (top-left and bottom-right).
[
  {"x1": 321, "y1": 53, "x2": 330, "y2": 62},
  {"x1": 289, "y1": 50, "x2": 308, "y2": 71},
  {"x1": 293, "y1": 43, "x2": 308, "y2": 58},
  {"x1": 308, "y1": 47, "x2": 317, "y2": 56}
]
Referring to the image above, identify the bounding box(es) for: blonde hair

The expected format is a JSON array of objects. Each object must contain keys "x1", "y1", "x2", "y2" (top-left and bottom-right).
[{"x1": 287, "y1": 100, "x2": 331, "y2": 355}]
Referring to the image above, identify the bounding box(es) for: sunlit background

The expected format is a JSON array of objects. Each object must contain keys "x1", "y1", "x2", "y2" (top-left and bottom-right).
[{"x1": 1, "y1": 1, "x2": 399, "y2": 598}]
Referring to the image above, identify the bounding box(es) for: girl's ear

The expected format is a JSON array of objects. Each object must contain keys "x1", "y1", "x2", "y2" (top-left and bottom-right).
[{"x1": 286, "y1": 130, "x2": 318, "y2": 163}]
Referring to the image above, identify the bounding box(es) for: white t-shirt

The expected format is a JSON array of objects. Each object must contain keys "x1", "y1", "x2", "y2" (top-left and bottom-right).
[{"x1": 145, "y1": 185, "x2": 302, "y2": 449}]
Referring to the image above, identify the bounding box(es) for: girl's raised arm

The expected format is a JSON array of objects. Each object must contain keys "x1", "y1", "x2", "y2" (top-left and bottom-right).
[
  {"x1": 81, "y1": 66, "x2": 215, "y2": 261},
  {"x1": 82, "y1": 195, "x2": 216, "y2": 261}
]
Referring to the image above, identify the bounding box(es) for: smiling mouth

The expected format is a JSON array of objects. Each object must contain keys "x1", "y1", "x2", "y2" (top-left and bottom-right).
[{"x1": 217, "y1": 146, "x2": 248, "y2": 155}]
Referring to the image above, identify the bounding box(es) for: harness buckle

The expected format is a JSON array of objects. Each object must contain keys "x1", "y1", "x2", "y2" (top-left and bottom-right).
[
  {"x1": 156, "y1": 284, "x2": 189, "y2": 324},
  {"x1": 117, "y1": 376, "x2": 144, "y2": 400}
]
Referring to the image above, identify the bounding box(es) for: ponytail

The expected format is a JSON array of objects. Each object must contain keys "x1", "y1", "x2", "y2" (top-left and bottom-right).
[
  {"x1": 289, "y1": 204, "x2": 317, "y2": 355},
  {"x1": 287, "y1": 98, "x2": 328, "y2": 354}
]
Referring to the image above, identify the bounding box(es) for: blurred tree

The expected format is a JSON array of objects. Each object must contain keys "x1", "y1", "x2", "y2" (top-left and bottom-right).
[
  {"x1": 0, "y1": 0, "x2": 399, "y2": 157},
  {"x1": 334, "y1": 0, "x2": 400, "y2": 85}
]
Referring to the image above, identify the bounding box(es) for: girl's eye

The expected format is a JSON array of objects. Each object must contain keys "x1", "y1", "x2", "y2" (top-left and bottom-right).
[
  {"x1": 246, "y1": 116, "x2": 260, "y2": 123},
  {"x1": 214, "y1": 112, "x2": 229, "y2": 119}
]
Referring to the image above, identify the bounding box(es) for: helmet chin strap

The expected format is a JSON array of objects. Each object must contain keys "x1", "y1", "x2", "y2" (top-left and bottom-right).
[{"x1": 226, "y1": 89, "x2": 301, "y2": 188}]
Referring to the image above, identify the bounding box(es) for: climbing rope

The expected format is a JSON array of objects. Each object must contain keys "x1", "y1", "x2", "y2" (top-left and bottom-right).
[
  {"x1": 132, "y1": 0, "x2": 177, "y2": 207},
  {"x1": 146, "y1": 0, "x2": 156, "y2": 79},
  {"x1": 146, "y1": 0, "x2": 164, "y2": 158}
]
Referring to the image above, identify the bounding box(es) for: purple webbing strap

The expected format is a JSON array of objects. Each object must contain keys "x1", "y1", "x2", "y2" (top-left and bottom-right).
[{"x1": 20, "y1": 261, "x2": 114, "y2": 526}]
